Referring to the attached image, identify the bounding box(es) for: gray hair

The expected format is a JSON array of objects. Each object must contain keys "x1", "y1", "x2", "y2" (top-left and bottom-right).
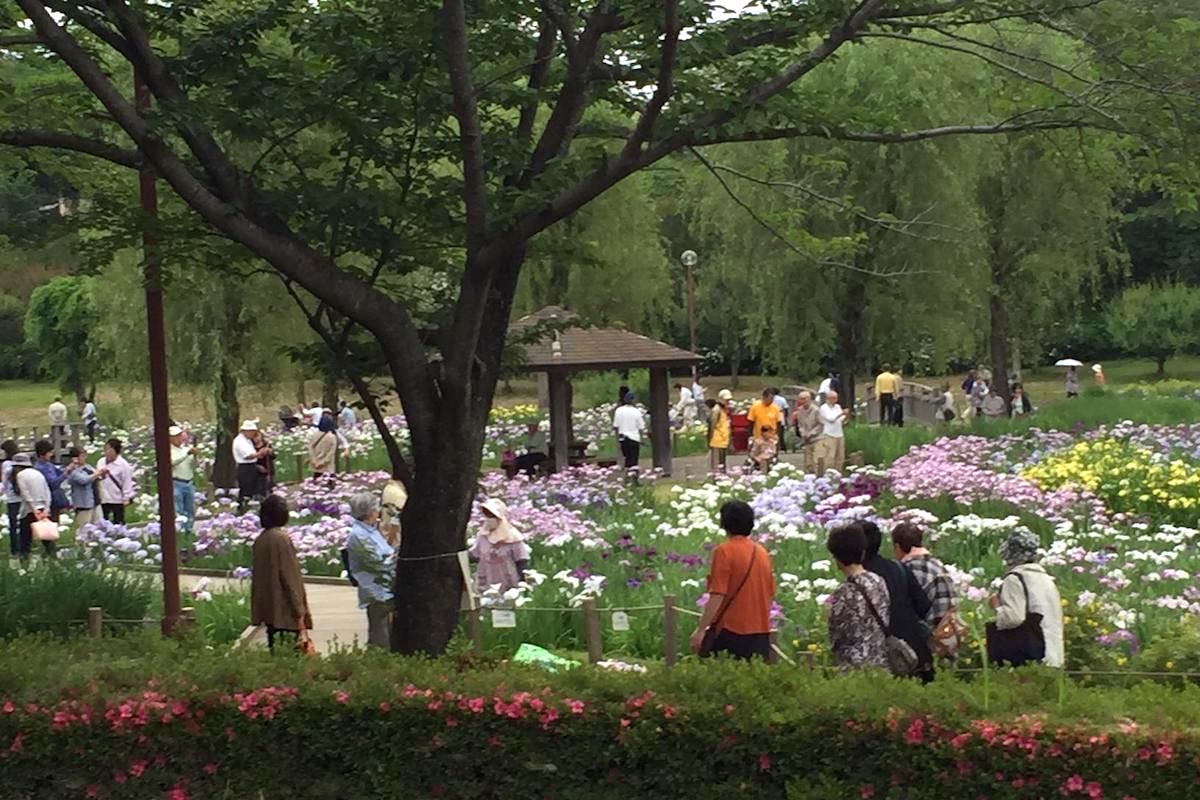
[{"x1": 348, "y1": 492, "x2": 381, "y2": 521}]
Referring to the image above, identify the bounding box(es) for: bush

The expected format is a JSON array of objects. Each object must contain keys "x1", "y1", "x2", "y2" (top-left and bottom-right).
[
  {"x1": 2, "y1": 636, "x2": 1200, "y2": 799},
  {"x1": 0, "y1": 561, "x2": 154, "y2": 639}
]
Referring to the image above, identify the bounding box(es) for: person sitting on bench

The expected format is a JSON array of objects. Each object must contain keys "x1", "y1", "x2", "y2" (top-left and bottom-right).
[{"x1": 513, "y1": 423, "x2": 549, "y2": 476}]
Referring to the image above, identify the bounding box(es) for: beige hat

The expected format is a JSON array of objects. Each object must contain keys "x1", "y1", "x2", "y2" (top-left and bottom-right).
[
  {"x1": 717, "y1": 389, "x2": 734, "y2": 402},
  {"x1": 239, "y1": 419, "x2": 259, "y2": 431},
  {"x1": 168, "y1": 425, "x2": 184, "y2": 437}
]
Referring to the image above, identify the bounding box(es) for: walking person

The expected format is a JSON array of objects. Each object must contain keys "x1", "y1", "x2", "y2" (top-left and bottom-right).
[
  {"x1": 11, "y1": 454, "x2": 52, "y2": 562},
  {"x1": 337, "y1": 400, "x2": 358, "y2": 429},
  {"x1": 233, "y1": 420, "x2": 268, "y2": 513},
  {"x1": 689, "y1": 501, "x2": 775, "y2": 661},
  {"x1": 306, "y1": 414, "x2": 339, "y2": 479},
  {"x1": 47, "y1": 396, "x2": 69, "y2": 443},
  {"x1": 706, "y1": 393, "x2": 731, "y2": 472},
  {"x1": 816, "y1": 389, "x2": 849, "y2": 472},
  {"x1": 64, "y1": 446, "x2": 101, "y2": 529},
  {"x1": 988, "y1": 529, "x2": 1064, "y2": 668},
  {"x1": 469, "y1": 499, "x2": 531, "y2": 596},
  {"x1": 875, "y1": 364, "x2": 902, "y2": 425},
  {"x1": 1091, "y1": 363, "x2": 1106, "y2": 387},
  {"x1": 791, "y1": 390, "x2": 821, "y2": 473},
  {"x1": 345, "y1": 492, "x2": 395, "y2": 649},
  {"x1": 81, "y1": 397, "x2": 98, "y2": 444},
  {"x1": 691, "y1": 375, "x2": 706, "y2": 405},
  {"x1": 673, "y1": 382, "x2": 696, "y2": 427},
  {"x1": 1065, "y1": 366, "x2": 1079, "y2": 399},
  {"x1": 612, "y1": 392, "x2": 645, "y2": 471},
  {"x1": 1, "y1": 440, "x2": 19, "y2": 556},
  {"x1": 771, "y1": 388, "x2": 790, "y2": 452},
  {"x1": 862, "y1": 521, "x2": 933, "y2": 681},
  {"x1": 826, "y1": 524, "x2": 890, "y2": 671},
  {"x1": 170, "y1": 426, "x2": 197, "y2": 534},
  {"x1": 250, "y1": 495, "x2": 313, "y2": 653},
  {"x1": 96, "y1": 438, "x2": 136, "y2": 524}
]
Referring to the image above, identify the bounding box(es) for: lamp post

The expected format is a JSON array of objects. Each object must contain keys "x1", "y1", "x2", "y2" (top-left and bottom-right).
[{"x1": 680, "y1": 250, "x2": 698, "y2": 375}]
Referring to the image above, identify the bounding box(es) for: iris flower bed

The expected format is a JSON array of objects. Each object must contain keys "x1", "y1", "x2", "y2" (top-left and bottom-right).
[{"x1": 64, "y1": 416, "x2": 1200, "y2": 672}]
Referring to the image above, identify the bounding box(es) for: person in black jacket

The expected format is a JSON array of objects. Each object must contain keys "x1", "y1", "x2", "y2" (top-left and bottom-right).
[{"x1": 861, "y1": 521, "x2": 934, "y2": 682}]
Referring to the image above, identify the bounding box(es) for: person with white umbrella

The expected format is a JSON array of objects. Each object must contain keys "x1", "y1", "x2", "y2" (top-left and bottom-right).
[{"x1": 1055, "y1": 359, "x2": 1083, "y2": 399}]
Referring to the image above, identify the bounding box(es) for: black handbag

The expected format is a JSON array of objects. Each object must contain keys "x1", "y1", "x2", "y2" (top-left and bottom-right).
[
  {"x1": 985, "y1": 572, "x2": 1045, "y2": 667},
  {"x1": 698, "y1": 546, "x2": 757, "y2": 658}
]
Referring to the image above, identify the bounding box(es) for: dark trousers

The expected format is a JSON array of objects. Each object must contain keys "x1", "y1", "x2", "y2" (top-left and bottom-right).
[
  {"x1": 705, "y1": 631, "x2": 771, "y2": 662},
  {"x1": 513, "y1": 452, "x2": 548, "y2": 476},
  {"x1": 266, "y1": 626, "x2": 298, "y2": 653},
  {"x1": 7, "y1": 501, "x2": 20, "y2": 556},
  {"x1": 237, "y1": 463, "x2": 262, "y2": 512},
  {"x1": 101, "y1": 503, "x2": 126, "y2": 525},
  {"x1": 85, "y1": 421, "x2": 97, "y2": 443},
  {"x1": 619, "y1": 437, "x2": 640, "y2": 469},
  {"x1": 880, "y1": 393, "x2": 896, "y2": 425},
  {"x1": 17, "y1": 513, "x2": 55, "y2": 560},
  {"x1": 778, "y1": 425, "x2": 788, "y2": 452}
]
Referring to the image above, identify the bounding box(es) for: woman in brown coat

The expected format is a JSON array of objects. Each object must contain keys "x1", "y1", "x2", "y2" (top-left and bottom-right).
[{"x1": 251, "y1": 495, "x2": 312, "y2": 651}]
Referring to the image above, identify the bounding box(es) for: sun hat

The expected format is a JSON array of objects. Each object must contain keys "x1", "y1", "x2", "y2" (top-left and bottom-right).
[
  {"x1": 11, "y1": 453, "x2": 32, "y2": 466},
  {"x1": 168, "y1": 425, "x2": 184, "y2": 437},
  {"x1": 1091, "y1": 364, "x2": 1103, "y2": 373},
  {"x1": 999, "y1": 529, "x2": 1041, "y2": 567},
  {"x1": 480, "y1": 498, "x2": 524, "y2": 545},
  {"x1": 239, "y1": 419, "x2": 259, "y2": 431},
  {"x1": 717, "y1": 389, "x2": 734, "y2": 402}
]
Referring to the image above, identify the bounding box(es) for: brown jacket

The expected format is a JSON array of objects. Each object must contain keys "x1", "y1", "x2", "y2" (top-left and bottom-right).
[
  {"x1": 792, "y1": 403, "x2": 821, "y2": 446},
  {"x1": 251, "y1": 527, "x2": 312, "y2": 631}
]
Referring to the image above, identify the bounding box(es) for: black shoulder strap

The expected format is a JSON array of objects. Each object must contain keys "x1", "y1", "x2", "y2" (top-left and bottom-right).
[
  {"x1": 849, "y1": 578, "x2": 889, "y2": 635},
  {"x1": 1003, "y1": 571, "x2": 1032, "y2": 606},
  {"x1": 709, "y1": 545, "x2": 758, "y2": 632}
]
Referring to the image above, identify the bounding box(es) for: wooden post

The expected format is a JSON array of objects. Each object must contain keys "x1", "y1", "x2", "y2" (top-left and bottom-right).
[
  {"x1": 663, "y1": 594, "x2": 678, "y2": 667},
  {"x1": 582, "y1": 598, "x2": 602, "y2": 665},
  {"x1": 767, "y1": 631, "x2": 779, "y2": 665},
  {"x1": 548, "y1": 370, "x2": 571, "y2": 473},
  {"x1": 849, "y1": 451, "x2": 865, "y2": 468},
  {"x1": 648, "y1": 367, "x2": 672, "y2": 476},
  {"x1": 87, "y1": 606, "x2": 103, "y2": 638},
  {"x1": 294, "y1": 453, "x2": 305, "y2": 484},
  {"x1": 180, "y1": 606, "x2": 196, "y2": 631},
  {"x1": 817, "y1": 456, "x2": 826, "y2": 474},
  {"x1": 466, "y1": 609, "x2": 483, "y2": 653}
]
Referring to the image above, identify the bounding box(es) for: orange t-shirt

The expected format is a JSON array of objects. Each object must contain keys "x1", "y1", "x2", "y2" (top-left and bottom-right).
[{"x1": 706, "y1": 536, "x2": 775, "y2": 635}]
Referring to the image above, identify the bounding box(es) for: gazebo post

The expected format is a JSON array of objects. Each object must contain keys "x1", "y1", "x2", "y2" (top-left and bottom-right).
[
  {"x1": 648, "y1": 367, "x2": 672, "y2": 476},
  {"x1": 547, "y1": 369, "x2": 571, "y2": 473}
]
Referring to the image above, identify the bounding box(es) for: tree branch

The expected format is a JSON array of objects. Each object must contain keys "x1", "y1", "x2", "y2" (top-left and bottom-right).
[
  {"x1": 440, "y1": 0, "x2": 488, "y2": 251},
  {"x1": 0, "y1": 33, "x2": 42, "y2": 46},
  {"x1": 621, "y1": 0, "x2": 680, "y2": 158},
  {"x1": 513, "y1": 19, "x2": 557, "y2": 148},
  {"x1": 692, "y1": 118, "x2": 1093, "y2": 146},
  {"x1": 0, "y1": 128, "x2": 140, "y2": 167}
]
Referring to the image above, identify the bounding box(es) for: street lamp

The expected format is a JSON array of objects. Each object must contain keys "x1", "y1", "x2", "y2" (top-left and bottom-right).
[{"x1": 680, "y1": 250, "x2": 698, "y2": 374}]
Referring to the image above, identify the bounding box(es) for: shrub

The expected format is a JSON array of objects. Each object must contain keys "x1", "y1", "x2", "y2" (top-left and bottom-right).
[
  {"x1": 2, "y1": 636, "x2": 1200, "y2": 799},
  {"x1": 0, "y1": 561, "x2": 154, "y2": 639}
]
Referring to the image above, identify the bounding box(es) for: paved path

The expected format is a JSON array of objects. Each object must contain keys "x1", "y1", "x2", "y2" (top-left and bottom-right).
[{"x1": 179, "y1": 574, "x2": 366, "y2": 653}]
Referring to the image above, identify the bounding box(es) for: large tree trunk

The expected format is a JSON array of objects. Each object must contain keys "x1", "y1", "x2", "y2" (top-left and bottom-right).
[
  {"x1": 1157, "y1": 355, "x2": 1167, "y2": 376},
  {"x1": 321, "y1": 359, "x2": 339, "y2": 411},
  {"x1": 390, "y1": 241, "x2": 526, "y2": 655},
  {"x1": 210, "y1": 361, "x2": 239, "y2": 489},
  {"x1": 989, "y1": 290, "x2": 1012, "y2": 408},
  {"x1": 729, "y1": 346, "x2": 739, "y2": 390}
]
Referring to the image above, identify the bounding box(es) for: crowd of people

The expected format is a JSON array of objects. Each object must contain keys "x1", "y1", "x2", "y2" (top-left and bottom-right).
[{"x1": 689, "y1": 501, "x2": 1064, "y2": 671}]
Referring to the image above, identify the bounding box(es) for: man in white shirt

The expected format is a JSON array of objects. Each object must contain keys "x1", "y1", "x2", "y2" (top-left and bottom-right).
[
  {"x1": 612, "y1": 393, "x2": 646, "y2": 470},
  {"x1": 673, "y1": 383, "x2": 696, "y2": 426},
  {"x1": 691, "y1": 377, "x2": 706, "y2": 404},
  {"x1": 81, "y1": 398, "x2": 98, "y2": 443},
  {"x1": 170, "y1": 425, "x2": 197, "y2": 533},
  {"x1": 816, "y1": 389, "x2": 850, "y2": 472},
  {"x1": 338, "y1": 400, "x2": 358, "y2": 429},
  {"x1": 233, "y1": 420, "x2": 267, "y2": 513}
]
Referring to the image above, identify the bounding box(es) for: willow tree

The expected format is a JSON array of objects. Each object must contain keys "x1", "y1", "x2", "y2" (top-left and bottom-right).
[{"x1": 2, "y1": 0, "x2": 1196, "y2": 654}]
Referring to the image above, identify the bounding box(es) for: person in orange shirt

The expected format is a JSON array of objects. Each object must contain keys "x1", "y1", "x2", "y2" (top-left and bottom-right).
[{"x1": 690, "y1": 500, "x2": 776, "y2": 661}]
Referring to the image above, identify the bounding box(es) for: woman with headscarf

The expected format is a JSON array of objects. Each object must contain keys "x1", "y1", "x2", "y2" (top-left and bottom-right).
[
  {"x1": 988, "y1": 529, "x2": 1064, "y2": 667},
  {"x1": 469, "y1": 499, "x2": 531, "y2": 596},
  {"x1": 306, "y1": 413, "x2": 339, "y2": 479}
]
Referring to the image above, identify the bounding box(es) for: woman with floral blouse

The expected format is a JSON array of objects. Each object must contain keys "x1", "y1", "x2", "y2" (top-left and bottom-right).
[{"x1": 826, "y1": 524, "x2": 891, "y2": 670}]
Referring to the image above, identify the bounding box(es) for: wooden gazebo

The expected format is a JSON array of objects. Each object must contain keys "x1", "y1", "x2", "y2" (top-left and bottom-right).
[{"x1": 510, "y1": 306, "x2": 702, "y2": 477}]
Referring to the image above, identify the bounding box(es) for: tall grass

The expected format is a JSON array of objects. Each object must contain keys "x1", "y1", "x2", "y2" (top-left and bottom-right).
[{"x1": 0, "y1": 560, "x2": 154, "y2": 638}]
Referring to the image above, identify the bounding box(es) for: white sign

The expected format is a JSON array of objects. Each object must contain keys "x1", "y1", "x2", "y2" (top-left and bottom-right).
[
  {"x1": 611, "y1": 611, "x2": 630, "y2": 632},
  {"x1": 490, "y1": 609, "x2": 517, "y2": 629}
]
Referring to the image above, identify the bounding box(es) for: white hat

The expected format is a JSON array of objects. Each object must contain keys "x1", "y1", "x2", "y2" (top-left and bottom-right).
[
  {"x1": 1091, "y1": 364, "x2": 1103, "y2": 373},
  {"x1": 168, "y1": 425, "x2": 184, "y2": 437},
  {"x1": 239, "y1": 419, "x2": 259, "y2": 431},
  {"x1": 718, "y1": 389, "x2": 734, "y2": 402}
]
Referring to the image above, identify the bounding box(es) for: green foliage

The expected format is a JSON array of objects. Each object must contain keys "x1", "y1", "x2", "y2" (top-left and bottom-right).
[
  {"x1": 1106, "y1": 283, "x2": 1200, "y2": 373},
  {"x1": 3, "y1": 636, "x2": 1200, "y2": 799},
  {"x1": 0, "y1": 293, "x2": 37, "y2": 379},
  {"x1": 22, "y1": 275, "x2": 98, "y2": 399},
  {"x1": 0, "y1": 560, "x2": 153, "y2": 639}
]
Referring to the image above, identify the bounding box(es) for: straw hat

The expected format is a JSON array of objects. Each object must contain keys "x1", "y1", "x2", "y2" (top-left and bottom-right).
[
  {"x1": 239, "y1": 419, "x2": 259, "y2": 431},
  {"x1": 717, "y1": 389, "x2": 734, "y2": 402}
]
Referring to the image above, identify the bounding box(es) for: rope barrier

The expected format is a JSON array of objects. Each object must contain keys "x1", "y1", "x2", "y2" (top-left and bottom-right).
[{"x1": 396, "y1": 550, "x2": 467, "y2": 562}]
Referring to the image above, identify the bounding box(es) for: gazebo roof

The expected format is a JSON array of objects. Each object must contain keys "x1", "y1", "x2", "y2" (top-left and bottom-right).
[{"x1": 510, "y1": 306, "x2": 701, "y2": 372}]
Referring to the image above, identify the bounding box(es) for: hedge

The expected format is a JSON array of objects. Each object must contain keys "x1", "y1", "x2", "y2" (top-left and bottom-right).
[{"x1": 3, "y1": 635, "x2": 1200, "y2": 800}]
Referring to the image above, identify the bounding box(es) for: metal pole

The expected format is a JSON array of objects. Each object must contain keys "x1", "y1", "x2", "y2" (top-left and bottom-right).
[
  {"x1": 686, "y1": 262, "x2": 697, "y2": 360},
  {"x1": 135, "y1": 69, "x2": 181, "y2": 636}
]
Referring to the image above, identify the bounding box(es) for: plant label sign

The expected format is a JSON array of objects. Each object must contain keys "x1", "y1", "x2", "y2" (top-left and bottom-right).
[
  {"x1": 491, "y1": 609, "x2": 517, "y2": 629},
  {"x1": 611, "y1": 611, "x2": 630, "y2": 632}
]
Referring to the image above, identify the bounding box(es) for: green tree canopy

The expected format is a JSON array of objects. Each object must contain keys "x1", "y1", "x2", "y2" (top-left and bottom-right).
[
  {"x1": 23, "y1": 274, "x2": 97, "y2": 401},
  {"x1": 1106, "y1": 283, "x2": 1200, "y2": 375}
]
